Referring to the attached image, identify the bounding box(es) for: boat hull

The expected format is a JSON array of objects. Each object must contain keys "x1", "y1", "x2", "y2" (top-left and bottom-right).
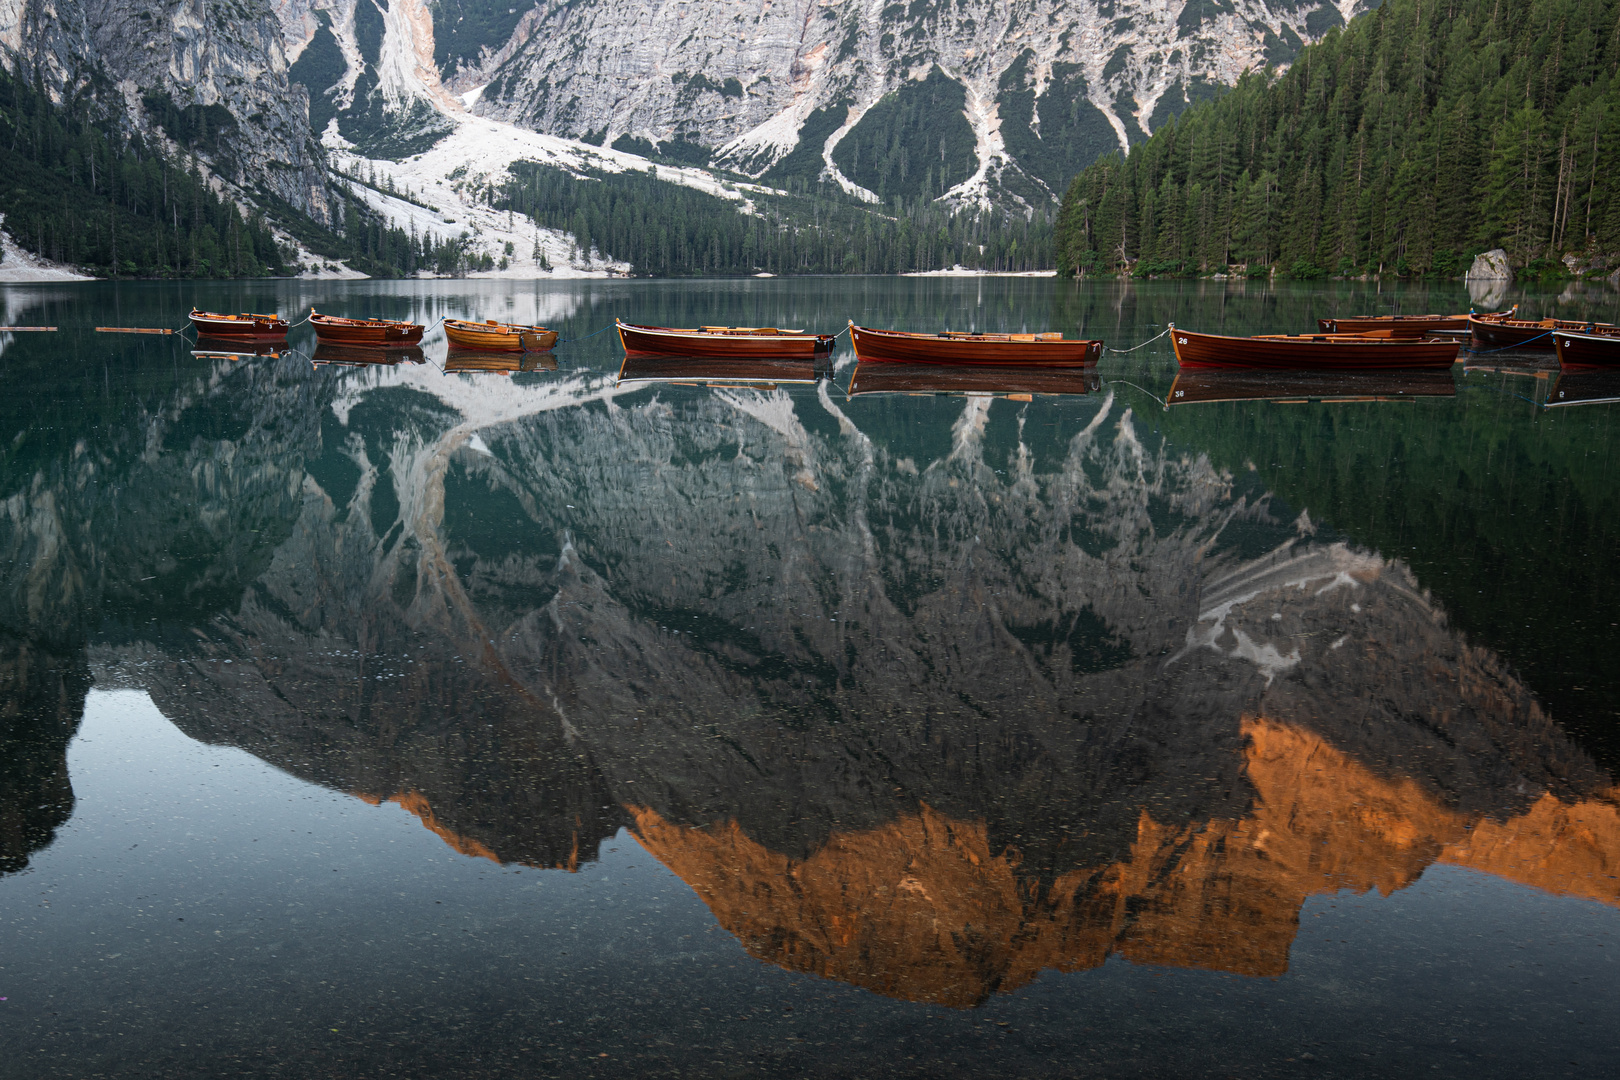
[
  {"x1": 1171, "y1": 328, "x2": 1459, "y2": 370},
  {"x1": 1553, "y1": 330, "x2": 1620, "y2": 369},
  {"x1": 849, "y1": 325, "x2": 1102, "y2": 366},
  {"x1": 618, "y1": 322, "x2": 835, "y2": 359},
  {"x1": 189, "y1": 310, "x2": 288, "y2": 339},
  {"x1": 848, "y1": 363, "x2": 1101, "y2": 396},
  {"x1": 1169, "y1": 369, "x2": 1456, "y2": 404},
  {"x1": 311, "y1": 314, "x2": 425, "y2": 347},
  {"x1": 1317, "y1": 314, "x2": 1468, "y2": 335},
  {"x1": 444, "y1": 320, "x2": 558, "y2": 352},
  {"x1": 1467, "y1": 315, "x2": 1620, "y2": 351}
]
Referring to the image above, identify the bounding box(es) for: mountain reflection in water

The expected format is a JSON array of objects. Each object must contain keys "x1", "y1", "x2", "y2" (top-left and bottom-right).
[{"x1": 2, "y1": 345, "x2": 1617, "y2": 1013}]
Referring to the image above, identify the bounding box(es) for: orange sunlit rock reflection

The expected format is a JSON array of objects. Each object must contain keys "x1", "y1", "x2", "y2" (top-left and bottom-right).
[{"x1": 624, "y1": 716, "x2": 1620, "y2": 1005}]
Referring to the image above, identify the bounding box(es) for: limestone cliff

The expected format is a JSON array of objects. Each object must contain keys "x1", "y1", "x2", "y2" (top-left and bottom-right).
[
  {"x1": 0, "y1": 0, "x2": 331, "y2": 220},
  {"x1": 466, "y1": 0, "x2": 1369, "y2": 203}
]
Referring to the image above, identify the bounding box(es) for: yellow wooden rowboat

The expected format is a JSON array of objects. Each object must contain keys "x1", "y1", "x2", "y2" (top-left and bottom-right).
[{"x1": 444, "y1": 318, "x2": 559, "y2": 352}]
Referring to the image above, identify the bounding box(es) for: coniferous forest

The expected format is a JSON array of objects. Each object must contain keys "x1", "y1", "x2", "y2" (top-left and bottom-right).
[
  {"x1": 0, "y1": 68, "x2": 289, "y2": 277},
  {"x1": 1057, "y1": 0, "x2": 1620, "y2": 278},
  {"x1": 495, "y1": 164, "x2": 1054, "y2": 275}
]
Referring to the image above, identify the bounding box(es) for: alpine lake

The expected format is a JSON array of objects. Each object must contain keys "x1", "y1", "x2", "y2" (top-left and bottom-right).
[{"x1": 1, "y1": 275, "x2": 1618, "y2": 1080}]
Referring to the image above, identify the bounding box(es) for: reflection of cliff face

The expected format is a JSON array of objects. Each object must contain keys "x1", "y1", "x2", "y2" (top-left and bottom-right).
[
  {"x1": 5, "y1": 360, "x2": 1617, "y2": 1003},
  {"x1": 0, "y1": 637, "x2": 89, "y2": 873}
]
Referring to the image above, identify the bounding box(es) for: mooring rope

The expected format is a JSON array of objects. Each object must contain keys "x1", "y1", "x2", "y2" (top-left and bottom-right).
[
  {"x1": 555, "y1": 322, "x2": 618, "y2": 346},
  {"x1": 1106, "y1": 323, "x2": 1174, "y2": 354},
  {"x1": 1469, "y1": 329, "x2": 1556, "y2": 354}
]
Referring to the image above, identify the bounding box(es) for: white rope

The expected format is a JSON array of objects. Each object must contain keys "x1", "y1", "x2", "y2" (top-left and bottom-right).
[{"x1": 1105, "y1": 323, "x2": 1174, "y2": 354}]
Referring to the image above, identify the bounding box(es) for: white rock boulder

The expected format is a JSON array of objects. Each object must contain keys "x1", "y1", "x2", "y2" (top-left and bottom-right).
[{"x1": 1466, "y1": 249, "x2": 1513, "y2": 281}]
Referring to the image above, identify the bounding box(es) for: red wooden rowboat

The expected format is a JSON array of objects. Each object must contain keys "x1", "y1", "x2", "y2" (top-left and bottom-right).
[
  {"x1": 847, "y1": 363, "x2": 1101, "y2": 396},
  {"x1": 849, "y1": 323, "x2": 1102, "y2": 366},
  {"x1": 1168, "y1": 369, "x2": 1455, "y2": 405},
  {"x1": 1553, "y1": 329, "x2": 1620, "y2": 370},
  {"x1": 1171, "y1": 327, "x2": 1458, "y2": 370},
  {"x1": 1468, "y1": 313, "x2": 1620, "y2": 351},
  {"x1": 189, "y1": 308, "x2": 288, "y2": 339},
  {"x1": 617, "y1": 321, "x2": 835, "y2": 359},
  {"x1": 1316, "y1": 307, "x2": 1513, "y2": 336},
  {"x1": 310, "y1": 310, "x2": 425, "y2": 347}
]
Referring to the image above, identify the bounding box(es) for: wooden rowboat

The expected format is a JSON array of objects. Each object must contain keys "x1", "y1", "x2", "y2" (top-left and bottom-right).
[
  {"x1": 1468, "y1": 313, "x2": 1620, "y2": 351},
  {"x1": 1547, "y1": 369, "x2": 1620, "y2": 407},
  {"x1": 849, "y1": 323, "x2": 1102, "y2": 366},
  {"x1": 618, "y1": 321, "x2": 836, "y2": 359},
  {"x1": 1171, "y1": 327, "x2": 1459, "y2": 370},
  {"x1": 847, "y1": 363, "x2": 1101, "y2": 396},
  {"x1": 1553, "y1": 329, "x2": 1620, "y2": 370},
  {"x1": 444, "y1": 318, "x2": 557, "y2": 352},
  {"x1": 310, "y1": 310, "x2": 425, "y2": 347},
  {"x1": 1317, "y1": 307, "x2": 1513, "y2": 336},
  {"x1": 189, "y1": 308, "x2": 288, "y2": 339},
  {"x1": 1168, "y1": 369, "x2": 1455, "y2": 405}
]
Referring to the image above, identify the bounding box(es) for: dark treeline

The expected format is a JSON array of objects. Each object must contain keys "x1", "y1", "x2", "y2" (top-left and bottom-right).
[
  {"x1": 1057, "y1": 0, "x2": 1620, "y2": 278},
  {"x1": 0, "y1": 67, "x2": 288, "y2": 277},
  {"x1": 495, "y1": 163, "x2": 1054, "y2": 275},
  {"x1": 0, "y1": 64, "x2": 493, "y2": 280}
]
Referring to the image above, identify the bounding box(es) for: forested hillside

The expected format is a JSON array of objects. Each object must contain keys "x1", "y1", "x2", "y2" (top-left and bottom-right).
[
  {"x1": 1056, "y1": 0, "x2": 1620, "y2": 278},
  {"x1": 0, "y1": 69, "x2": 288, "y2": 278},
  {"x1": 495, "y1": 165, "x2": 1054, "y2": 275}
]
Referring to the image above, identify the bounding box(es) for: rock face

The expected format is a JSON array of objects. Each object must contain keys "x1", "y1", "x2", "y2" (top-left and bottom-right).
[
  {"x1": 464, "y1": 0, "x2": 1368, "y2": 204},
  {"x1": 0, "y1": 0, "x2": 332, "y2": 221},
  {"x1": 1466, "y1": 248, "x2": 1514, "y2": 281},
  {"x1": 4, "y1": 353, "x2": 1617, "y2": 1003}
]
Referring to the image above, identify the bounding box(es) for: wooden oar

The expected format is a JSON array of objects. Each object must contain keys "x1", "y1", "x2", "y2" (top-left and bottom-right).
[
  {"x1": 95, "y1": 327, "x2": 175, "y2": 335},
  {"x1": 0, "y1": 326, "x2": 57, "y2": 332}
]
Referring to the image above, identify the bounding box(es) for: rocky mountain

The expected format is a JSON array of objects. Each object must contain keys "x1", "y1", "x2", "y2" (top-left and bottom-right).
[
  {"x1": 2, "y1": 341, "x2": 1615, "y2": 1003},
  {"x1": 270, "y1": 0, "x2": 1368, "y2": 209},
  {"x1": 0, "y1": 0, "x2": 332, "y2": 221},
  {"x1": 465, "y1": 0, "x2": 1370, "y2": 205},
  {"x1": 0, "y1": 0, "x2": 1375, "y2": 274}
]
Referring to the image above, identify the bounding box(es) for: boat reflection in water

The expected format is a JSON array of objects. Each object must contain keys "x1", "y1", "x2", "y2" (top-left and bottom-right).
[
  {"x1": 311, "y1": 343, "x2": 427, "y2": 368},
  {"x1": 444, "y1": 349, "x2": 558, "y2": 375},
  {"x1": 616, "y1": 353, "x2": 821, "y2": 387},
  {"x1": 4, "y1": 357, "x2": 1618, "y2": 1014},
  {"x1": 192, "y1": 336, "x2": 282, "y2": 360},
  {"x1": 1546, "y1": 369, "x2": 1620, "y2": 407},
  {"x1": 1168, "y1": 368, "x2": 1457, "y2": 405},
  {"x1": 846, "y1": 362, "x2": 1102, "y2": 398}
]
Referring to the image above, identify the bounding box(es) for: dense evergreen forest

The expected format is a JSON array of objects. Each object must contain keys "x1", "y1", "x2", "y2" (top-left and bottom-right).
[
  {"x1": 494, "y1": 164, "x2": 1054, "y2": 275},
  {"x1": 1057, "y1": 0, "x2": 1620, "y2": 278},
  {"x1": 0, "y1": 68, "x2": 289, "y2": 278},
  {"x1": 0, "y1": 65, "x2": 488, "y2": 279}
]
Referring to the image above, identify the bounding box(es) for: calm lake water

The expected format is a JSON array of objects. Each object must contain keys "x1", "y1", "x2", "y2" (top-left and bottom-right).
[{"x1": 1, "y1": 276, "x2": 1618, "y2": 1079}]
